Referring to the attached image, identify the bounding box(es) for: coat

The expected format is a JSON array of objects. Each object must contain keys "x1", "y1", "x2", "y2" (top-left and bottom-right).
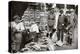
[{"x1": 57, "y1": 14, "x2": 65, "y2": 29}]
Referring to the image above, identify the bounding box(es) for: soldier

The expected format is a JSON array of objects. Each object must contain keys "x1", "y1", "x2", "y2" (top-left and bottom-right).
[
  {"x1": 20, "y1": 18, "x2": 31, "y2": 51},
  {"x1": 56, "y1": 10, "x2": 65, "y2": 46},
  {"x1": 48, "y1": 8, "x2": 55, "y2": 38},
  {"x1": 29, "y1": 19, "x2": 39, "y2": 42},
  {"x1": 66, "y1": 9, "x2": 78, "y2": 45},
  {"x1": 11, "y1": 15, "x2": 25, "y2": 53}
]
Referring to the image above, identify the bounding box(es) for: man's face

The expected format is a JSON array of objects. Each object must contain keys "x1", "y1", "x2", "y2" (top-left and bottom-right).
[
  {"x1": 71, "y1": 11, "x2": 75, "y2": 15},
  {"x1": 60, "y1": 10, "x2": 63, "y2": 14},
  {"x1": 24, "y1": 21, "x2": 30, "y2": 26},
  {"x1": 70, "y1": 9, "x2": 75, "y2": 15},
  {"x1": 54, "y1": 8, "x2": 59, "y2": 13},
  {"x1": 15, "y1": 19, "x2": 20, "y2": 23}
]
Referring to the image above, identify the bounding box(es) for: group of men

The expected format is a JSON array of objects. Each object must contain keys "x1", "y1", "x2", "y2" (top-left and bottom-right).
[
  {"x1": 10, "y1": 15, "x2": 39, "y2": 53},
  {"x1": 48, "y1": 8, "x2": 77, "y2": 46},
  {"x1": 10, "y1": 7, "x2": 77, "y2": 53}
]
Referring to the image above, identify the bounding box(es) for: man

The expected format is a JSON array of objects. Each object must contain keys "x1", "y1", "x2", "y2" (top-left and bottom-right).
[
  {"x1": 11, "y1": 15, "x2": 25, "y2": 52},
  {"x1": 56, "y1": 10, "x2": 65, "y2": 46},
  {"x1": 20, "y1": 18, "x2": 31, "y2": 50},
  {"x1": 49, "y1": 8, "x2": 60, "y2": 43},
  {"x1": 66, "y1": 9, "x2": 78, "y2": 45},
  {"x1": 63, "y1": 10, "x2": 71, "y2": 45},
  {"x1": 48, "y1": 8, "x2": 55, "y2": 38},
  {"x1": 29, "y1": 19, "x2": 39, "y2": 42}
]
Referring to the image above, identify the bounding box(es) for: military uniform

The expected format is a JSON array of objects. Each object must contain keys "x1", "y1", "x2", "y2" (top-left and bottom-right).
[
  {"x1": 11, "y1": 21, "x2": 25, "y2": 52},
  {"x1": 57, "y1": 14, "x2": 65, "y2": 42}
]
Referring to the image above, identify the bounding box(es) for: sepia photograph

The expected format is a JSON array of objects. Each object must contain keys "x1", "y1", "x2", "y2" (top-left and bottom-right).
[{"x1": 8, "y1": 1, "x2": 78, "y2": 53}]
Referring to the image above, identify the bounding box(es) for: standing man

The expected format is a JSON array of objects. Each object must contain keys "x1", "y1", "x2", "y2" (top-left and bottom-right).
[
  {"x1": 30, "y1": 19, "x2": 39, "y2": 42},
  {"x1": 20, "y1": 18, "x2": 31, "y2": 50},
  {"x1": 11, "y1": 15, "x2": 25, "y2": 52},
  {"x1": 66, "y1": 9, "x2": 78, "y2": 45},
  {"x1": 48, "y1": 8, "x2": 55, "y2": 38},
  {"x1": 56, "y1": 10, "x2": 65, "y2": 46}
]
